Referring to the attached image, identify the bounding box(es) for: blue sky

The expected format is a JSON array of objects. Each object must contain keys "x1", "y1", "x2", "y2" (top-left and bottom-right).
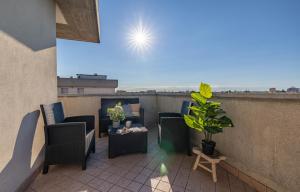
[{"x1": 57, "y1": 0, "x2": 300, "y2": 91}]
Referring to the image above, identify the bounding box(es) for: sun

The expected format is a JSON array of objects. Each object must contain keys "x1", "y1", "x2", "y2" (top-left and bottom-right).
[{"x1": 128, "y1": 21, "x2": 152, "y2": 53}]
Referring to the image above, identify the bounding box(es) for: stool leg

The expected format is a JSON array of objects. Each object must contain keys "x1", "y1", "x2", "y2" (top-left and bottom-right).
[
  {"x1": 193, "y1": 155, "x2": 201, "y2": 170},
  {"x1": 212, "y1": 163, "x2": 217, "y2": 182}
]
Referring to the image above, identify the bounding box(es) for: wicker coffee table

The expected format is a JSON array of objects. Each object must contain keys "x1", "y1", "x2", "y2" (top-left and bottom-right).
[{"x1": 108, "y1": 124, "x2": 148, "y2": 158}]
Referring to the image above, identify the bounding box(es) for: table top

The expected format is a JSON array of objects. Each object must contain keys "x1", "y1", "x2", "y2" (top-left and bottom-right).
[{"x1": 108, "y1": 123, "x2": 145, "y2": 135}]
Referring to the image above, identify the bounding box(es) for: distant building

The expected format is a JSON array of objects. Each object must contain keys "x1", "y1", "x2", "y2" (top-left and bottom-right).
[
  {"x1": 58, "y1": 74, "x2": 118, "y2": 96},
  {"x1": 116, "y1": 90, "x2": 127, "y2": 93},
  {"x1": 287, "y1": 87, "x2": 300, "y2": 93},
  {"x1": 77, "y1": 73, "x2": 107, "y2": 80},
  {"x1": 269, "y1": 88, "x2": 277, "y2": 93},
  {"x1": 146, "y1": 90, "x2": 156, "y2": 94}
]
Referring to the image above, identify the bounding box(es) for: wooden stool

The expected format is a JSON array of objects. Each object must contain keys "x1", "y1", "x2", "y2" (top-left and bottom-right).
[{"x1": 192, "y1": 147, "x2": 226, "y2": 183}]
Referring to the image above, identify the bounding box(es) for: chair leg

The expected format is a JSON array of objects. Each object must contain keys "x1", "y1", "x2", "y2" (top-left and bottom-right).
[
  {"x1": 92, "y1": 144, "x2": 96, "y2": 153},
  {"x1": 212, "y1": 163, "x2": 217, "y2": 183},
  {"x1": 187, "y1": 147, "x2": 192, "y2": 156},
  {"x1": 82, "y1": 159, "x2": 86, "y2": 170},
  {"x1": 193, "y1": 155, "x2": 201, "y2": 170},
  {"x1": 42, "y1": 164, "x2": 49, "y2": 174}
]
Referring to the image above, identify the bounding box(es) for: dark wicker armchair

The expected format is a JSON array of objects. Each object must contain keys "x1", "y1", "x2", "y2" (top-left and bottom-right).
[
  {"x1": 40, "y1": 102, "x2": 95, "y2": 174},
  {"x1": 158, "y1": 101, "x2": 192, "y2": 155}
]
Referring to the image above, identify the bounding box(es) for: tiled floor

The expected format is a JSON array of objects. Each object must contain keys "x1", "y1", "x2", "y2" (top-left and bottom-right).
[{"x1": 28, "y1": 127, "x2": 255, "y2": 192}]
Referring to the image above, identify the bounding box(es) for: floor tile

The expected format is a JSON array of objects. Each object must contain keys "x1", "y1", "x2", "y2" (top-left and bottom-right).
[
  {"x1": 125, "y1": 172, "x2": 139, "y2": 180},
  {"x1": 98, "y1": 171, "x2": 114, "y2": 180},
  {"x1": 107, "y1": 174, "x2": 122, "y2": 184},
  {"x1": 117, "y1": 178, "x2": 132, "y2": 188},
  {"x1": 126, "y1": 181, "x2": 143, "y2": 192},
  {"x1": 145, "y1": 178, "x2": 160, "y2": 188},
  {"x1": 156, "y1": 181, "x2": 171, "y2": 192},
  {"x1": 109, "y1": 185, "x2": 124, "y2": 192},
  {"x1": 97, "y1": 180, "x2": 114, "y2": 192},
  {"x1": 78, "y1": 185, "x2": 100, "y2": 192},
  {"x1": 140, "y1": 168, "x2": 153, "y2": 177},
  {"x1": 139, "y1": 185, "x2": 155, "y2": 192},
  {"x1": 134, "y1": 173, "x2": 149, "y2": 184},
  {"x1": 170, "y1": 185, "x2": 185, "y2": 192}
]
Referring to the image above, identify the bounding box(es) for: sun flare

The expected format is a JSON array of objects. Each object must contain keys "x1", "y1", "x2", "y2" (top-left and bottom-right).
[{"x1": 128, "y1": 21, "x2": 152, "y2": 53}]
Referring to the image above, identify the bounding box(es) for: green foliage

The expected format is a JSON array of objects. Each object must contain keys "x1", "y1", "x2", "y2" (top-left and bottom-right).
[
  {"x1": 184, "y1": 82, "x2": 233, "y2": 141},
  {"x1": 107, "y1": 102, "x2": 125, "y2": 122}
]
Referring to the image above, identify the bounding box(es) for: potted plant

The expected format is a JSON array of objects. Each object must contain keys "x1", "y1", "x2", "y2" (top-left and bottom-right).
[
  {"x1": 107, "y1": 103, "x2": 125, "y2": 128},
  {"x1": 184, "y1": 83, "x2": 233, "y2": 155}
]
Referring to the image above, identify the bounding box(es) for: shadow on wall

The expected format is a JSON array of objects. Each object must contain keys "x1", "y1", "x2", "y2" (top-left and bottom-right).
[
  {"x1": 0, "y1": 110, "x2": 43, "y2": 192},
  {"x1": 0, "y1": 0, "x2": 56, "y2": 51}
]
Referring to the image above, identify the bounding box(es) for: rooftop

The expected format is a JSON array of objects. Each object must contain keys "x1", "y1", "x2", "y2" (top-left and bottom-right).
[{"x1": 57, "y1": 76, "x2": 118, "y2": 88}]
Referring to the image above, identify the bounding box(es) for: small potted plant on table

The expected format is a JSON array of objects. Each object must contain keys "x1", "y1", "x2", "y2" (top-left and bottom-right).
[
  {"x1": 107, "y1": 103, "x2": 125, "y2": 128},
  {"x1": 184, "y1": 83, "x2": 233, "y2": 155}
]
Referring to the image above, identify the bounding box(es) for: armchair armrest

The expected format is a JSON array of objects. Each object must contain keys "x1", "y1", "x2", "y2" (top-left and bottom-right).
[
  {"x1": 64, "y1": 115, "x2": 95, "y2": 133},
  {"x1": 159, "y1": 117, "x2": 190, "y2": 154},
  {"x1": 160, "y1": 117, "x2": 185, "y2": 128},
  {"x1": 140, "y1": 107, "x2": 145, "y2": 125},
  {"x1": 46, "y1": 122, "x2": 86, "y2": 145},
  {"x1": 158, "y1": 112, "x2": 182, "y2": 124}
]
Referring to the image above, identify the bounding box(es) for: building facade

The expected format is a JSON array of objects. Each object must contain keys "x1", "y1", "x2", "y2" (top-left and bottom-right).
[{"x1": 57, "y1": 74, "x2": 118, "y2": 96}]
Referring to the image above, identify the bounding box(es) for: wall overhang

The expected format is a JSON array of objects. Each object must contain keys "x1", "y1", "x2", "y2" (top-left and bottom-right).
[{"x1": 55, "y1": 0, "x2": 100, "y2": 43}]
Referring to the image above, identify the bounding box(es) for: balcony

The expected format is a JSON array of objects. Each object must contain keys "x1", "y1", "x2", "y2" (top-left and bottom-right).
[
  {"x1": 24, "y1": 92, "x2": 300, "y2": 192},
  {"x1": 1, "y1": 1, "x2": 299, "y2": 192}
]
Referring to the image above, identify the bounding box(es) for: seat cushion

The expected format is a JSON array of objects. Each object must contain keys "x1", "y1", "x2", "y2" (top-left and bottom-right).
[
  {"x1": 130, "y1": 103, "x2": 140, "y2": 117},
  {"x1": 122, "y1": 104, "x2": 134, "y2": 118},
  {"x1": 181, "y1": 101, "x2": 192, "y2": 116},
  {"x1": 41, "y1": 102, "x2": 65, "y2": 125},
  {"x1": 42, "y1": 104, "x2": 55, "y2": 125},
  {"x1": 125, "y1": 116, "x2": 140, "y2": 123},
  {"x1": 85, "y1": 130, "x2": 95, "y2": 154}
]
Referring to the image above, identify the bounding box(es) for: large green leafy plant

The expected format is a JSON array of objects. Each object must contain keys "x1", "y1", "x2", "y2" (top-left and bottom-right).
[
  {"x1": 184, "y1": 83, "x2": 233, "y2": 142},
  {"x1": 107, "y1": 103, "x2": 125, "y2": 122}
]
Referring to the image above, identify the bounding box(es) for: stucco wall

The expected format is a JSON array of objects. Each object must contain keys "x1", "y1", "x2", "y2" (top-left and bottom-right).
[
  {"x1": 0, "y1": 0, "x2": 57, "y2": 191},
  {"x1": 157, "y1": 93, "x2": 300, "y2": 192}
]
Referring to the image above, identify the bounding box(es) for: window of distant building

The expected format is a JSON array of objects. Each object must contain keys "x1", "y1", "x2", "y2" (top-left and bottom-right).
[
  {"x1": 77, "y1": 88, "x2": 84, "y2": 94},
  {"x1": 61, "y1": 88, "x2": 68, "y2": 94}
]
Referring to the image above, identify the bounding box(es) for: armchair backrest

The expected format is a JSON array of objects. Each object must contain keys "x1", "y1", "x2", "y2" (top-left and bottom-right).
[
  {"x1": 180, "y1": 101, "x2": 192, "y2": 116},
  {"x1": 100, "y1": 98, "x2": 139, "y2": 117},
  {"x1": 40, "y1": 102, "x2": 65, "y2": 126}
]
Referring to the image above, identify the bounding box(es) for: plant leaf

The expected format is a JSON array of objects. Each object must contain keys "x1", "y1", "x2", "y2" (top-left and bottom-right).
[
  {"x1": 184, "y1": 115, "x2": 204, "y2": 132},
  {"x1": 219, "y1": 116, "x2": 234, "y2": 127},
  {"x1": 191, "y1": 92, "x2": 206, "y2": 104},
  {"x1": 200, "y1": 83, "x2": 212, "y2": 99}
]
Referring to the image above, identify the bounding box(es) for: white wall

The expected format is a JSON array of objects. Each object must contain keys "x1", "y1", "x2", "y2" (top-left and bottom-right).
[{"x1": 0, "y1": 0, "x2": 57, "y2": 191}]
